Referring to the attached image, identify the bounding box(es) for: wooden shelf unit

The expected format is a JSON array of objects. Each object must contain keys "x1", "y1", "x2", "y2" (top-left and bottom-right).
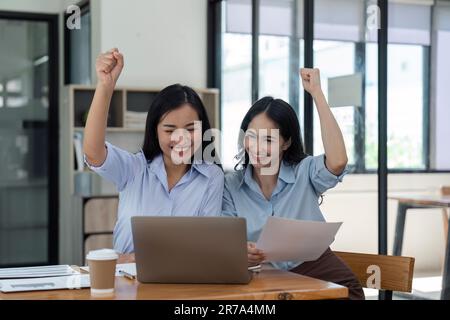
[{"x1": 68, "y1": 84, "x2": 219, "y2": 130}]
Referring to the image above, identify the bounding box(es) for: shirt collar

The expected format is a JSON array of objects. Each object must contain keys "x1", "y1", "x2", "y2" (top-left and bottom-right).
[
  {"x1": 191, "y1": 161, "x2": 212, "y2": 178},
  {"x1": 149, "y1": 153, "x2": 212, "y2": 179},
  {"x1": 148, "y1": 154, "x2": 167, "y2": 189}
]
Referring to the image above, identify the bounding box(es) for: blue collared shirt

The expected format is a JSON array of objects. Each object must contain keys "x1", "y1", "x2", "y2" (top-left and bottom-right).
[
  {"x1": 85, "y1": 142, "x2": 224, "y2": 253},
  {"x1": 222, "y1": 154, "x2": 347, "y2": 271}
]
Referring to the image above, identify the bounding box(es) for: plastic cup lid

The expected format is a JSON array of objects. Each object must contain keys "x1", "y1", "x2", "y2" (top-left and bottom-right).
[{"x1": 86, "y1": 248, "x2": 118, "y2": 261}]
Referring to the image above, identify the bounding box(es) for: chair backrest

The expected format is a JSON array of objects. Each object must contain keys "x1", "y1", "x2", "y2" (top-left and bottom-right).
[
  {"x1": 441, "y1": 186, "x2": 450, "y2": 196},
  {"x1": 334, "y1": 251, "x2": 415, "y2": 293}
]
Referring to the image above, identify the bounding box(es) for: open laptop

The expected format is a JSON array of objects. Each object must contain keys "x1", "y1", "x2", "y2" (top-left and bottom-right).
[{"x1": 131, "y1": 216, "x2": 252, "y2": 284}]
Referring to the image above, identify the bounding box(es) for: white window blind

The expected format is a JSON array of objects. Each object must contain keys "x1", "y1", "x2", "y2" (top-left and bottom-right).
[
  {"x1": 389, "y1": 1, "x2": 432, "y2": 45},
  {"x1": 432, "y1": 1, "x2": 450, "y2": 170},
  {"x1": 226, "y1": 0, "x2": 302, "y2": 37}
]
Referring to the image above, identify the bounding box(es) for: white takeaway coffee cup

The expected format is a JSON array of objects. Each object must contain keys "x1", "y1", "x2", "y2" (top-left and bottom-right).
[{"x1": 86, "y1": 249, "x2": 118, "y2": 295}]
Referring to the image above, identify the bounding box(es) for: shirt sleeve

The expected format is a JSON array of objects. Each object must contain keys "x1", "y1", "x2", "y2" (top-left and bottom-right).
[
  {"x1": 84, "y1": 141, "x2": 146, "y2": 192},
  {"x1": 221, "y1": 178, "x2": 238, "y2": 217},
  {"x1": 197, "y1": 168, "x2": 225, "y2": 217},
  {"x1": 308, "y1": 154, "x2": 348, "y2": 195}
]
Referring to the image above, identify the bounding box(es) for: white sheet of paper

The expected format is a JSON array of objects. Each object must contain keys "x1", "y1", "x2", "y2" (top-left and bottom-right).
[
  {"x1": 80, "y1": 263, "x2": 136, "y2": 277},
  {"x1": 0, "y1": 265, "x2": 79, "y2": 279},
  {"x1": 256, "y1": 217, "x2": 342, "y2": 262}
]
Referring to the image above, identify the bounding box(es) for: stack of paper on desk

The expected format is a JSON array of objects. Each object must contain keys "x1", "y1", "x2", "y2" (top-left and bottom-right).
[
  {"x1": 0, "y1": 265, "x2": 89, "y2": 293},
  {"x1": 0, "y1": 275, "x2": 90, "y2": 293},
  {"x1": 256, "y1": 216, "x2": 342, "y2": 262},
  {"x1": 0, "y1": 265, "x2": 79, "y2": 279}
]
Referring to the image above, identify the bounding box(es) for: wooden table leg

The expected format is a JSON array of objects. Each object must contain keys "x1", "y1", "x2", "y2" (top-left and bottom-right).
[
  {"x1": 443, "y1": 209, "x2": 449, "y2": 243},
  {"x1": 441, "y1": 211, "x2": 450, "y2": 300},
  {"x1": 393, "y1": 203, "x2": 408, "y2": 256},
  {"x1": 442, "y1": 209, "x2": 449, "y2": 273}
]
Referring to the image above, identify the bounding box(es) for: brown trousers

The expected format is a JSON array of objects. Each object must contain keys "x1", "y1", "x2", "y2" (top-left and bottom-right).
[{"x1": 289, "y1": 248, "x2": 365, "y2": 300}]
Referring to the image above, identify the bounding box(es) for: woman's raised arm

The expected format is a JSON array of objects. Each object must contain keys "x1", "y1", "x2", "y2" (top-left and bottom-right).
[
  {"x1": 300, "y1": 68, "x2": 348, "y2": 175},
  {"x1": 83, "y1": 48, "x2": 124, "y2": 167}
]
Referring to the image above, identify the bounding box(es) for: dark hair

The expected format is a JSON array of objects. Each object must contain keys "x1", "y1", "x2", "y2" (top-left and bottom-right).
[
  {"x1": 235, "y1": 96, "x2": 308, "y2": 170},
  {"x1": 142, "y1": 84, "x2": 219, "y2": 165}
]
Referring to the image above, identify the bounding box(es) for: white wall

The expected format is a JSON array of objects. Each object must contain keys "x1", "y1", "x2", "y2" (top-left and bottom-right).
[
  {"x1": 94, "y1": 0, "x2": 207, "y2": 88},
  {"x1": 325, "y1": 173, "x2": 450, "y2": 275},
  {"x1": 1, "y1": 0, "x2": 208, "y2": 88}
]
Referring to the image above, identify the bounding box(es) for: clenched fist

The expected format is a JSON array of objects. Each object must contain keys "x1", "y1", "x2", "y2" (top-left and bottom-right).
[
  {"x1": 300, "y1": 68, "x2": 322, "y2": 97},
  {"x1": 96, "y1": 48, "x2": 124, "y2": 88}
]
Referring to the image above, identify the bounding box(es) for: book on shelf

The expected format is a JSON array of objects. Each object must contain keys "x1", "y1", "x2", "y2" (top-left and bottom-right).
[
  {"x1": 125, "y1": 110, "x2": 147, "y2": 129},
  {"x1": 73, "y1": 131, "x2": 84, "y2": 171}
]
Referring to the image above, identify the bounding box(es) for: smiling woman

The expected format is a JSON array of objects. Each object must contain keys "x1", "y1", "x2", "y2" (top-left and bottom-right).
[
  {"x1": 222, "y1": 68, "x2": 364, "y2": 300},
  {"x1": 82, "y1": 49, "x2": 224, "y2": 256}
]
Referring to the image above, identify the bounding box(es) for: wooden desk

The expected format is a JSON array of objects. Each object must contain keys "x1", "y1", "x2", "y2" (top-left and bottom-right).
[
  {"x1": 390, "y1": 195, "x2": 450, "y2": 208},
  {"x1": 0, "y1": 268, "x2": 348, "y2": 300},
  {"x1": 390, "y1": 195, "x2": 450, "y2": 300}
]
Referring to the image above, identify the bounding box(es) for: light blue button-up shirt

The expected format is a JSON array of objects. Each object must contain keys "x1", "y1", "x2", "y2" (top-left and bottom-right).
[
  {"x1": 85, "y1": 142, "x2": 224, "y2": 253},
  {"x1": 222, "y1": 154, "x2": 347, "y2": 271}
]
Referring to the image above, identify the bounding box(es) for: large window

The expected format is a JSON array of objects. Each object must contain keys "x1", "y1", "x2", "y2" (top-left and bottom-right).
[
  {"x1": 222, "y1": 32, "x2": 252, "y2": 169},
  {"x1": 312, "y1": 41, "x2": 357, "y2": 165},
  {"x1": 221, "y1": 0, "x2": 253, "y2": 169},
  {"x1": 215, "y1": 0, "x2": 449, "y2": 172},
  {"x1": 312, "y1": 0, "x2": 373, "y2": 172},
  {"x1": 387, "y1": 44, "x2": 428, "y2": 169},
  {"x1": 387, "y1": 1, "x2": 431, "y2": 170},
  {"x1": 313, "y1": 0, "x2": 430, "y2": 172},
  {"x1": 259, "y1": 36, "x2": 290, "y2": 101}
]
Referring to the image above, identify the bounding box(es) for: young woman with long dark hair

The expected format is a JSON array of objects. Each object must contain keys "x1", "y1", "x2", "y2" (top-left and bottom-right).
[
  {"x1": 84, "y1": 49, "x2": 223, "y2": 262},
  {"x1": 222, "y1": 68, "x2": 364, "y2": 300}
]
